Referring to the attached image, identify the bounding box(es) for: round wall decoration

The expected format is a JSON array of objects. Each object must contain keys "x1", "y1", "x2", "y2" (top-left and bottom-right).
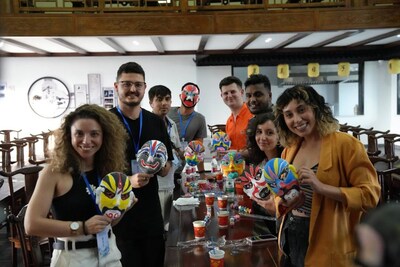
[{"x1": 27, "y1": 76, "x2": 70, "y2": 118}]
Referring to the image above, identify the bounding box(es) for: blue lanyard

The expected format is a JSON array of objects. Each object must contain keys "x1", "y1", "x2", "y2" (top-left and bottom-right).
[
  {"x1": 165, "y1": 118, "x2": 172, "y2": 137},
  {"x1": 116, "y1": 107, "x2": 143, "y2": 154},
  {"x1": 81, "y1": 172, "x2": 102, "y2": 215},
  {"x1": 178, "y1": 109, "x2": 195, "y2": 140}
]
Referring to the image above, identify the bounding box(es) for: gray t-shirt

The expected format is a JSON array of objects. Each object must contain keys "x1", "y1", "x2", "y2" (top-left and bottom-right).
[{"x1": 168, "y1": 107, "x2": 207, "y2": 142}]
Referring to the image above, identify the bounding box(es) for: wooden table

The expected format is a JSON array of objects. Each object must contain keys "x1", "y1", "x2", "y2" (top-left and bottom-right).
[{"x1": 165, "y1": 193, "x2": 280, "y2": 267}]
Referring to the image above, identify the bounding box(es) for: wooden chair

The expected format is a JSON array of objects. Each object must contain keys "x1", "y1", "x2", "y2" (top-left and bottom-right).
[
  {"x1": 207, "y1": 124, "x2": 226, "y2": 135},
  {"x1": 0, "y1": 130, "x2": 21, "y2": 144},
  {"x1": 349, "y1": 126, "x2": 373, "y2": 140},
  {"x1": 376, "y1": 167, "x2": 400, "y2": 203},
  {"x1": 382, "y1": 134, "x2": 400, "y2": 168},
  {"x1": 365, "y1": 129, "x2": 390, "y2": 157},
  {"x1": 7, "y1": 205, "x2": 52, "y2": 267},
  {"x1": 1, "y1": 165, "x2": 44, "y2": 267},
  {"x1": 339, "y1": 123, "x2": 359, "y2": 133},
  {"x1": 369, "y1": 156, "x2": 392, "y2": 204}
]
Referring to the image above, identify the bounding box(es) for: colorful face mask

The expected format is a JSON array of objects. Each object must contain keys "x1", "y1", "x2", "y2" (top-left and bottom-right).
[
  {"x1": 240, "y1": 164, "x2": 270, "y2": 200},
  {"x1": 220, "y1": 151, "x2": 245, "y2": 178},
  {"x1": 180, "y1": 83, "x2": 200, "y2": 108},
  {"x1": 262, "y1": 158, "x2": 302, "y2": 200},
  {"x1": 96, "y1": 172, "x2": 134, "y2": 220},
  {"x1": 210, "y1": 131, "x2": 231, "y2": 152},
  {"x1": 184, "y1": 140, "x2": 205, "y2": 166},
  {"x1": 136, "y1": 140, "x2": 167, "y2": 174}
]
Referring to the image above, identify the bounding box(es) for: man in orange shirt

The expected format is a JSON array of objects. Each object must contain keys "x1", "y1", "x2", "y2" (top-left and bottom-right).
[{"x1": 219, "y1": 76, "x2": 253, "y2": 151}]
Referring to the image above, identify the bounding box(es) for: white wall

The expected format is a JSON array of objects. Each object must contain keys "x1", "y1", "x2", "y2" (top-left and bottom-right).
[{"x1": 0, "y1": 57, "x2": 399, "y2": 144}]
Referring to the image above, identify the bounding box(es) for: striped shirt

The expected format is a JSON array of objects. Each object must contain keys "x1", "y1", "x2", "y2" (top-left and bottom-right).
[{"x1": 293, "y1": 164, "x2": 318, "y2": 216}]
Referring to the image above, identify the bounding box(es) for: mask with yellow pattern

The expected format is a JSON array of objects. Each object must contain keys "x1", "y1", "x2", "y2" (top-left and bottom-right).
[{"x1": 96, "y1": 172, "x2": 134, "y2": 220}]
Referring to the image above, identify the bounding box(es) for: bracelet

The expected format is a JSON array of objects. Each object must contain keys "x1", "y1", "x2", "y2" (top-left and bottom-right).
[{"x1": 82, "y1": 220, "x2": 88, "y2": 235}]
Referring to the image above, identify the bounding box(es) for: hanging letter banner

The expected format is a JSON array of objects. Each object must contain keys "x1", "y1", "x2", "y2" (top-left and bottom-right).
[
  {"x1": 277, "y1": 64, "x2": 289, "y2": 79},
  {"x1": 307, "y1": 63, "x2": 320, "y2": 78},
  {"x1": 247, "y1": 65, "x2": 260, "y2": 77},
  {"x1": 389, "y1": 59, "x2": 400, "y2": 74},
  {"x1": 338, "y1": 62, "x2": 350, "y2": 77}
]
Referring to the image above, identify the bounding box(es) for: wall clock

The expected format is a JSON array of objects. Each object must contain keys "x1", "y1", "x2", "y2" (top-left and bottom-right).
[{"x1": 28, "y1": 76, "x2": 71, "y2": 118}]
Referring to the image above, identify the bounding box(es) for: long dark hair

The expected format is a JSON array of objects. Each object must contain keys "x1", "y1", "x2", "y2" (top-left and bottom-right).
[{"x1": 246, "y1": 112, "x2": 282, "y2": 165}]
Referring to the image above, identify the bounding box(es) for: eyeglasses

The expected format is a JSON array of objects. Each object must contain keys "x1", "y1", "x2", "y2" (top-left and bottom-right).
[{"x1": 119, "y1": 81, "x2": 146, "y2": 90}]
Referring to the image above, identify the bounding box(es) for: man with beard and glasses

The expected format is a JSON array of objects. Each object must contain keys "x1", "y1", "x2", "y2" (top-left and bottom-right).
[
  {"x1": 110, "y1": 62, "x2": 173, "y2": 267},
  {"x1": 244, "y1": 74, "x2": 273, "y2": 115},
  {"x1": 168, "y1": 82, "x2": 208, "y2": 179}
]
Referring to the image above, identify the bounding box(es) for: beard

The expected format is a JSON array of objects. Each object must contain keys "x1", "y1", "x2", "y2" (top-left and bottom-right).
[{"x1": 124, "y1": 100, "x2": 140, "y2": 107}]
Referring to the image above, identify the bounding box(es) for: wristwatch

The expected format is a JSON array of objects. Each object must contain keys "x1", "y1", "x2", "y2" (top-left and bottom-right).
[{"x1": 70, "y1": 221, "x2": 80, "y2": 235}]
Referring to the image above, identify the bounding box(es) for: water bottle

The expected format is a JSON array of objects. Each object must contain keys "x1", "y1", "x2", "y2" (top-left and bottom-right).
[{"x1": 211, "y1": 156, "x2": 219, "y2": 174}]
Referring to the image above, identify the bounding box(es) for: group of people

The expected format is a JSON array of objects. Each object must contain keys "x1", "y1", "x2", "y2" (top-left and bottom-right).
[{"x1": 24, "y1": 61, "x2": 395, "y2": 267}]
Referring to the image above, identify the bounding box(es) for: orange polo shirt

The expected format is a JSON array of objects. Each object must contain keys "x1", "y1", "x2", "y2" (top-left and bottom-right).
[{"x1": 225, "y1": 103, "x2": 253, "y2": 150}]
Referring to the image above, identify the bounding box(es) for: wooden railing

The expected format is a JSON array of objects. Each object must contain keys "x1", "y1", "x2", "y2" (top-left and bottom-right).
[
  {"x1": 4, "y1": 0, "x2": 393, "y2": 14},
  {"x1": 1, "y1": 0, "x2": 399, "y2": 38}
]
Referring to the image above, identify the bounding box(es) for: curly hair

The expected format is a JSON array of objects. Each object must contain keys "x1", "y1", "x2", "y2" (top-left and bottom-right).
[
  {"x1": 274, "y1": 85, "x2": 339, "y2": 147},
  {"x1": 246, "y1": 112, "x2": 283, "y2": 165},
  {"x1": 50, "y1": 104, "x2": 128, "y2": 177}
]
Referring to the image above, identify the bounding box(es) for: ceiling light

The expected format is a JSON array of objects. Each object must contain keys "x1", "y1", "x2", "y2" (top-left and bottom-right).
[
  {"x1": 265, "y1": 38, "x2": 272, "y2": 43},
  {"x1": 397, "y1": 34, "x2": 400, "y2": 38},
  {"x1": 0, "y1": 41, "x2": 4, "y2": 48},
  {"x1": 132, "y1": 40, "x2": 140, "y2": 46}
]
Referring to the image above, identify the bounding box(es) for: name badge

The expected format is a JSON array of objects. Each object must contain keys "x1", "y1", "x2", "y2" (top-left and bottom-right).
[{"x1": 97, "y1": 226, "x2": 110, "y2": 259}]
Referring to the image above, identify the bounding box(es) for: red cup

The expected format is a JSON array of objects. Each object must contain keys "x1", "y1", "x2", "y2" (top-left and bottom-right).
[
  {"x1": 217, "y1": 211, "x2": 229, "y2": 228},
  {"x1": 193, "y1": 220, "x2": 206, "y2": 239},
  {"x1": 234, "y1": 180, "x2": 244, "y2": 195},
  {"x1": 209, "y1": 249, "x2": 225, "y2": 267},
  {"x1": 217, "y1": 195, "x2": 228, "y2": 210},
  {"x1": 205, "y1": 193, "x2": 215, "y2": 207}
]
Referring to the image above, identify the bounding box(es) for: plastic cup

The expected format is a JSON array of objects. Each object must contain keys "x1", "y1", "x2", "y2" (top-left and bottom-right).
[
  {"x1": 234, "y1": 180, "x2": 244, "y2": 195},
  {"x1": 192, "y1": 220, "x2": 206, "y2": 239},
  {"x1": 217, "y1": 211, "x2": 229, "y2": 228},
  {"x1": 205, "y1": 193, "x2": 215, "y2": 207},
  {"x1": 217, "y1": 195, "x2": 228, "y2": 210},
  {"x1": 209, "y1": 249, "x2": 225, "y2": 267}
]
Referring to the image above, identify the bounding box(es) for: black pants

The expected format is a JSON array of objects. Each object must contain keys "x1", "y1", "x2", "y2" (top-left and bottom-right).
[
  {"x1": 117, "y1": 235, "x2": 165, "y2": 267},
  {"x1": 282, "y1": 213, "x2": 310, "y2": 267}
]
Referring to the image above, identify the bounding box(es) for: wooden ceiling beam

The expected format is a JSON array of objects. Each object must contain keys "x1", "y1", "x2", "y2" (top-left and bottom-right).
[
  {"x1": 234, "y1": 34, "x2": 261, "y2": 52},
  {"x1": 197, "y1": 35, "x2": 209, "y2": 53},
  {"x1": 0, "y1": 38, "x2": 49, "y2": 55},
  {"x1": 99, "y1": 37, "x2": 126, "y2": 54},
  {"x1": 311, "y1": 30, "x2": 363, "y2": 48},
  {"x1": 48, "y1": 38, "x2": 88, "y2": 54},
  {"x1": 151, "y1": 37, "x2": 165, "y2": 54},
  {"x1": 349, "y1": 29, "x2": 400, "y2": 47},
  {"x1": 273, "y1": 33, "x2": 311, "y2": 49}
]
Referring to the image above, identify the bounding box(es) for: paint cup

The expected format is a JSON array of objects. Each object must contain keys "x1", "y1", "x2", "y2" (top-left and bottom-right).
[
  {"x1": 234, "y1": 180, "x2": 244, "y2": 195},
  {"x1": 217, "y1": 195, "x2": 228, "y2": 210},
  {"x1": 193, "y1": 220, "x2": 206, "y2": 239},
  {"x1": 209, "y1": 249, "x2": 225, "y2": 267},
  {"x1": 217, "y1": 210, "x2": 229, "y2": 228},
  {"x1": 204, "y1": 192, "x2": 215, "y2": 208}
]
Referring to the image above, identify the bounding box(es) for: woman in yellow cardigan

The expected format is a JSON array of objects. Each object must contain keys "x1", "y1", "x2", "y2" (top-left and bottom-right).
[{"x1": 274, "y1": 85, "x2": 380, "y2": 267}]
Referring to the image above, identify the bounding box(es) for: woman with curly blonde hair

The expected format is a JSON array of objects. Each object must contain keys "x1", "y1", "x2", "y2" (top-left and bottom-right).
[
  {"x1": 25, "y1": 104, "x2": 133, "y2": 267},
  {"x1": 274, "y1": 85, "x2": 380, "y2": 267}
]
